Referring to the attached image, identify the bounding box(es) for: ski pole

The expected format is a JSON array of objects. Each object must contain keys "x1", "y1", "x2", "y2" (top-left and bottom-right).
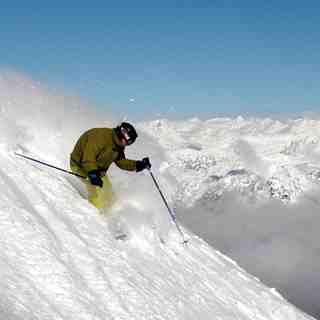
[
  {"x1": 148, "y1": 169, "x2": 188, "y2": 244},
  {"x1": 15, "y1": 153, "x2": 87, "y2": 179}
]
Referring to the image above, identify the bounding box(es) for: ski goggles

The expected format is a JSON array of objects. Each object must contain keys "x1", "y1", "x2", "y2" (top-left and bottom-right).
[{"x1": 120, "y1": 126, "x2": 134, "y2": 145}]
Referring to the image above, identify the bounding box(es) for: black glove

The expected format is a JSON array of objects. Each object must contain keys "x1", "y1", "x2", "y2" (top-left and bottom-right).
[
  {"x1": 136, "y1": 157, "x2": 151, "y2": 172},
  {"x1": 88, "y1": 170, "x2": 103, "y2": 187}
]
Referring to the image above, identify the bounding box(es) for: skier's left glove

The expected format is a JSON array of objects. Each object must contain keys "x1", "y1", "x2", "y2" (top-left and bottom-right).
[
  {"x1": 88, "y1": 170, "x2": 103, "y2": 187},
  {"x1": 136, "y1": 157, "x2": 151, "y2": 172}
]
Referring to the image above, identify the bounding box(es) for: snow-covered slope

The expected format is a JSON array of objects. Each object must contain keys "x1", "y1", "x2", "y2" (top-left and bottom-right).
[
  {"x1": 1, "y1": 143, "x2": 315, "y2": 320},
  {"x1": 0, "y1": 72, "x2": 315, "y2": 319}
]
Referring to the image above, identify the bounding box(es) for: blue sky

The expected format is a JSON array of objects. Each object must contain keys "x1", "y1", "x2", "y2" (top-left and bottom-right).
[{"x1": 1, "y1": 1, "x2": 320, "y2": 119}]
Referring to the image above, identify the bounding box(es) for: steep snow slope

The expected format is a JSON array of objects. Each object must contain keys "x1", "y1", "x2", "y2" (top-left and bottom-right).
[
  {"x1": 0, "y1": 72, "x2": 315, "y2": 319},
  {"x1": 0, "y1": 147, "x2": 314, "y2": 320}
]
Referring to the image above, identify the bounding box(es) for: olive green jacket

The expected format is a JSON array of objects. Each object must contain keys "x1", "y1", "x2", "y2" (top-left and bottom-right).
[{"x1": 70, "y1": 128, "x2": 137, "y2": 176}]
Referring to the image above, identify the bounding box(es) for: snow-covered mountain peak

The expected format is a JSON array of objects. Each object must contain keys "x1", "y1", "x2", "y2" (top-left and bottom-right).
[{"x1": 143, "y1": 117, "x2": 320, "y2": 204}]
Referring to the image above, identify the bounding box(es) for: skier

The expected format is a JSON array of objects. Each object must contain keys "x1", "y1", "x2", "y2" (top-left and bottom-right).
[{"x1": 70, "y1": 122, "x2": 151, "y2": 209}]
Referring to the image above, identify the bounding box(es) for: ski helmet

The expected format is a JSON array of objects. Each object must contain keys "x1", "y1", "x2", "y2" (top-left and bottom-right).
[{"x1": 115, "y1": 122, "x2": 138, "y2": 145}]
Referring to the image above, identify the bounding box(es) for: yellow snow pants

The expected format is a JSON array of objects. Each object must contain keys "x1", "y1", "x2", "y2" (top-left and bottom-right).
[{"x1": 70, "y1": 162, "x2": 115, "y2": 210}]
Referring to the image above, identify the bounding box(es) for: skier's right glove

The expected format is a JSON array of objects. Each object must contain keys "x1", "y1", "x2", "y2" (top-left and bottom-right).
[
  {"x1": 88, "y1": 170, "x2": 103, "y2": 187},
  {"x1": 136, "y1": 157, "x2": 151, "y2": 172}
]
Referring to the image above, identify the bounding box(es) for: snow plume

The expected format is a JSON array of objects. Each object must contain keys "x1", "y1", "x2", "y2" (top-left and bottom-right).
[
  {"x1": 0, "y1": 72, "x2": 314, "y2": 319},
  {"x1": 0, "y1": 70, "x2": 115, "y2": 165},
  {"x1": 142, "y1": 118, "x2": 320, "y2": 318}
]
